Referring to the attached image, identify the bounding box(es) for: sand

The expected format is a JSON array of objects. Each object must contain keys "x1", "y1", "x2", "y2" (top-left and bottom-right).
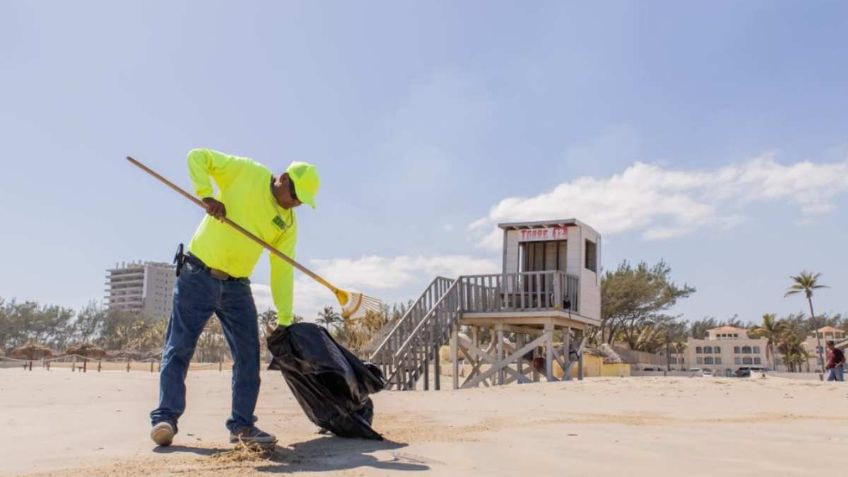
[{"x1": 1, "y1": 368, "x2": 846, "y2": 476}]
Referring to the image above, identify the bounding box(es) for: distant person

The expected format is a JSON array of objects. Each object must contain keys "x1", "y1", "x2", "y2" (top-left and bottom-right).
[
  {"x1": 149, "y1": 149, "x2": 320, "y2": 447},
  {"x1": 825, "y1": 340, "x2": 845, "y2": 382}
]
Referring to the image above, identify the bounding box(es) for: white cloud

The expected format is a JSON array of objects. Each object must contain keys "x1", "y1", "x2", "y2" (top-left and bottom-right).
[
  {"x1": 250, "y1": 283, "x2": 274, "y2": 313},
  {"x1": 253, "y1": 254, "x2": 499, "y2": 320},
  {"x1": 470, "y1": 154, "x2": 848, "y2": 249},
  {"x1": 309, "y1": 255, "x2": 499, "y2": 291}
]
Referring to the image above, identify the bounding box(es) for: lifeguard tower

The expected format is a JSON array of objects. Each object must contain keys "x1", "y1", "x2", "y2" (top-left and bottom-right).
[{"x1": 368, "y1": 219, "x2": 601, "y2": 390}]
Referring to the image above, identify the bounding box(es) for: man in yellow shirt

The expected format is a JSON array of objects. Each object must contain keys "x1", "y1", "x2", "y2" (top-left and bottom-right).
[{"x1": 149, "y1": 149, "x2": 320, "y2": 447}]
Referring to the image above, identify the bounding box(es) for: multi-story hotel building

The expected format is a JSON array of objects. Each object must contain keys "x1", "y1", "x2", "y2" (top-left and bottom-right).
[{"x1": 105, "y1": 261, "x2": 176, "y2": 318}]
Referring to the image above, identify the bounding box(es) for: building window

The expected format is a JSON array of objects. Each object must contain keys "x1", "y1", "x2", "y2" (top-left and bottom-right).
[
  {"x1": 715, "y1": 357, "x2": 722, "y2": 365},
  {"x1": 704, "y1": 346, "x2": 713, "y2": 354},
  {"x1": 735, "y1": 357, "x2": 742, "y2": 365},
  {"x1": 696, "y1": 357, "x2": 703, "y2": 365},
  {"x1": 704, "y1": 357, "x2": 714, "y2": 365},
  {"x1": 714, "y1": 346, "x2": 721, "y2": 353},
  {"x1": 669, "y1": 357, "x2": 677, "y2": 364},
  {"x1": 742, "y1": 346, "x2": 752, "y2": 354},
  {"x1": 734, "y1": 346, "x2": 740, "y2": 353},
  {"x1": 743, "y1": 357, "x2": 753, "y2": 365},
  {"x1": 584, "y1": 240, "x2": 597, "y2": 272},
  {"x1": 753, "y1": 346, "x2": 760, "y2": 354},
  {"x1": 696, "y1": 347, "x2": 702, "y2": 354},
  {"x1": 754, "y1": 357, "x2": 761, "y2": 365}
]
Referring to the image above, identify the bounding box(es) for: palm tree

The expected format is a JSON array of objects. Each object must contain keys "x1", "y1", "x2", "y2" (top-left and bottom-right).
[
  {"x1": 258, "y1": 309, "x2": 278, "y2": 338},
  {"x1": 750, "y1": 313, "x2": 785, "y2": 371},
  {"x1": 785, "y1": 272, "x2": 829, "y2": 375},
  {"x1": 316, "y1": 306, "x2": 341, "y2": 330}
]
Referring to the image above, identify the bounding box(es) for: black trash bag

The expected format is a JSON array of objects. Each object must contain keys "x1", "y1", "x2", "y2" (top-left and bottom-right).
[{"x1": 266, "y1": 322, "x2": 386, "y2": 440}]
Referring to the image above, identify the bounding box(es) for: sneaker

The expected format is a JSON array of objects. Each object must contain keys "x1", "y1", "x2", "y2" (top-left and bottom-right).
[
  {"x1": 150, "y1": 421, "x2": 175, "y2": 447},
  {"x1": 229, "y1": 426, "x2": 277, "y2": 445}
]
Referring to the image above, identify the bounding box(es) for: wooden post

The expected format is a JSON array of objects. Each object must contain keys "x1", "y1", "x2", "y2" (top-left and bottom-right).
[
  {"x1": 578, "y1": 349, "x2": 584, "y2": 381},
  {"x1": 46, "y1": 359, "x2": 50, "y2": 371},
  {"x1": 450, "y1": 324, "x2": 459, "y2": 390},
  {"x1": 434, "y1": 342, "x2": 441, "y2": 391},
  {"x1": 563, "y1": 327, "x2": 571, "y2": 381},
  {"x1": 83, "y1": 358, "x2": 87, "y2": 373},
  {"x1": 545, "y1": 322, "x2": 554, "y2": 382},
  {"x1": 516, "y1": 333, "x2": 525, "y2": 383},
  {"x1": 28, "y1": 360, "x2": 33, "y2": 371},
  {"x1": 219, "y1": 360, "x2": 223, "y2": 372},
  {"x1": 150, "y1": 361, "x2": 154, "y2": 373},
  {"x1": 126, "y1": 357, "x2": 131, "y2": 372},
  {"x1": 98, "y1": 360, "x2": 102, "y2": 372},
  {"x1": 496, "y1": 324, "x2": 504, "y2": 385},
  {"x1": 423, "y1": 347, "x2": 430, "y2": 391}
]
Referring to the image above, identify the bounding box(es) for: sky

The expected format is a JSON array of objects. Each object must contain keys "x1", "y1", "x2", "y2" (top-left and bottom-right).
[{"x1": 1, "y1": 1, "x2": 846, "y2": 324}]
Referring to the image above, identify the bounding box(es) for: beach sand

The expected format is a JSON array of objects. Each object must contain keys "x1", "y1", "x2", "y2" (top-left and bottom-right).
[{"x1": 1, "y1": 368, "x2": 845, "y2": 476}]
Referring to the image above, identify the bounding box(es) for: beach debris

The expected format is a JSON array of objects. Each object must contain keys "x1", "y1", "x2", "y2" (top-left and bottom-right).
[
  {"x1": 267, "y1": 323, "x2": 386, "y2": 440},
  {"x1": 212, "y1": 441, "x2": 275, "y2": 463}
]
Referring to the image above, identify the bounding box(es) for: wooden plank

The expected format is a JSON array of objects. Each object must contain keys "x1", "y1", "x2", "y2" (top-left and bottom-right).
[
  {"x1": 459, "y1": 335, "x2": 529, "y2": 385},
  {"x1": 459, "y1": 312, "x2": 598, "y2": 328},
  {"x1": 463, "y1": 333, "x2": 549, "y2": 388}
]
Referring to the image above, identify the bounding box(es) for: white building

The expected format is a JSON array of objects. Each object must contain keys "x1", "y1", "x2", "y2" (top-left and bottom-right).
[{"x1": 105, "y1": 261, "x2": 176, "y2": 318}]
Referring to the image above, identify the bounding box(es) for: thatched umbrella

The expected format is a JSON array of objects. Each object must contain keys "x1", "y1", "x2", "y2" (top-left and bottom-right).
[
  {"x1": 108, "y1": 349, "x2": 146, "y2": 361},
  {"x1": 11, "y1": 342, "x2": 53, "y2": 360},
  {"x1": 65, "y1": 343, "x2": 106, "y2": 359}
]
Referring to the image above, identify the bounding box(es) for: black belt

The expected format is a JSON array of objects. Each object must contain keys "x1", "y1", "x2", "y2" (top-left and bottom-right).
[{"x1": 185, "y1": 253, "x2": 248, "y2": 282}]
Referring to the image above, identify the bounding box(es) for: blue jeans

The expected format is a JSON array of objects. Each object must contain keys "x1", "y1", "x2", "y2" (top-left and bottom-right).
[
  {"x1": 150, "y1": 261, "x2": 260, "y2": 433},
  {"x1": 827, "y1": 365, "x2": 844, "y2": 382}
]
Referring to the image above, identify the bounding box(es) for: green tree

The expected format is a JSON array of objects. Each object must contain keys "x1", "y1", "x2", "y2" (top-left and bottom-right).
[
  {"x1": 600, "y1": 260, "x2": 695, "y2": 348},
  {"x1": 785, "y1": 271, "x2": 828, "y2": 373}
]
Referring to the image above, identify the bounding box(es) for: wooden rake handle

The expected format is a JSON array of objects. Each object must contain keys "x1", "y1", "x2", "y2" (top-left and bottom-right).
[{"x1": 126, "y1": 156, "x2": 340, "y2": 294}]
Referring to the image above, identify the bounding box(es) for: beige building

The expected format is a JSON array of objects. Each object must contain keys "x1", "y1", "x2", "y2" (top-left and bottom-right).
[
  {"x1": 105, "y1": 261, "x2": 176, "y2": 318},
  {"x1": 662, "y1": 326, "x2": 769, "y2": 377}
]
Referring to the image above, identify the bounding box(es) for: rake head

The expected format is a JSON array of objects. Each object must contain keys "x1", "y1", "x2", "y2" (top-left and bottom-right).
[{"x1": 335, "y1": 289, "x2": 383, "y2": 319}]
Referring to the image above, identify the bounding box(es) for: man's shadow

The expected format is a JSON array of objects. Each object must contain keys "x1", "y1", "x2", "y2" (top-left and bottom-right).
[
  {"x1": 256, "y1": 436, "x2": 430, "y2": 474},
  {"x1": 153, "y1": 436, "x2": 430, "y2": 473}
]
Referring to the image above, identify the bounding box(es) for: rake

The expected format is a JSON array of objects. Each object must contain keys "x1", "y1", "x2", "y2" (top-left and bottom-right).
[{"x1": 126, "y1": 156, "x2": 382, "y2": 319}]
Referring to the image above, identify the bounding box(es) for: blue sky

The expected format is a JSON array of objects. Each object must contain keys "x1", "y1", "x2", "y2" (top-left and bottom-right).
[{"x1": 1, "y1": 1, "x2": 846, "y2": 323}]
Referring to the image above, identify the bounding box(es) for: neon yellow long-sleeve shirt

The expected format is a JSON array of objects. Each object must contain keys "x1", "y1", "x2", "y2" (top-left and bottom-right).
[{"x1": 186, "y1": 148, "x2": 297, "y2": 325}]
